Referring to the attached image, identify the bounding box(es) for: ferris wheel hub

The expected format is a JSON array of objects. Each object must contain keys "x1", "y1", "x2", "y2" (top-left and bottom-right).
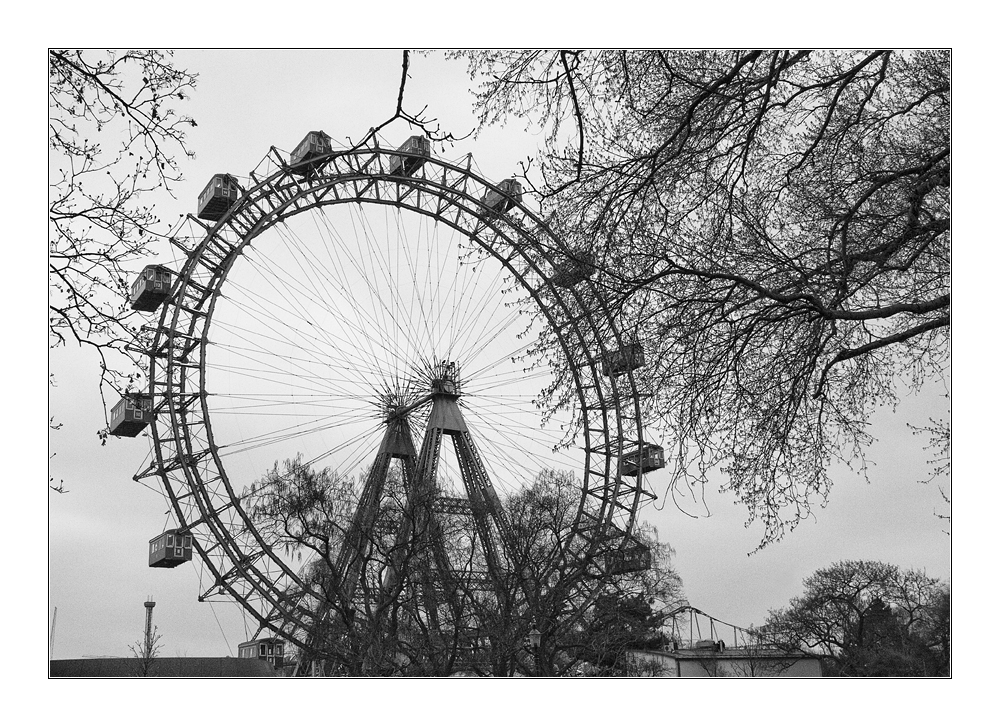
[
  {"x1": 380, "y1": 360, "x2": 464, "y2": 424},
  {"x1": 429, "y1": 360, "x2": 461, "y2": 397}
]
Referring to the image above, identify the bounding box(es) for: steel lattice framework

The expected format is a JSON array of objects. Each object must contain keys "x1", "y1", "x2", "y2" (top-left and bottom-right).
[{"x1": 134, "y1": 140, "x2": 658, "y2": 662}]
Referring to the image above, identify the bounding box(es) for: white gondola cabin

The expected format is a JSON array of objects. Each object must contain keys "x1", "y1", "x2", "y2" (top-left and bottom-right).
[
  {"x1": 238, "y1": 637, "x2": 285, "y2": 670},
  {"x1": 481, "y1": 179, "x2": 523, "y2": 217},
  {"x1": 619, "y1": 443, "x2": 666, "y2": 477},
  {"x1": 196, "y1": 173, "x2": 241, "y2": 221},
  {"x1": 604, "y1": 541, "x2": 653, "y2": 575},
  {"x1": 387, "y1": 135, "x2": 431, "y2": 176},
  {"x1": 129, "y1": 265, "x2": 173, "y2": 312},
  {"x1": 109, "y1": 393, "x2": 154, "y2": 437},
  {"x1": 149, "y1": 528, "x2": 193, "y2": 568},
  {"x1": 601, "y1": 343, "x2": 645, "y2": 376},
  {"x1": 289, "y1": 130, "x2": 333, "y2": 176},
  {"x1": 552, "y1": 250, "x2": 596, "y2": 288}
]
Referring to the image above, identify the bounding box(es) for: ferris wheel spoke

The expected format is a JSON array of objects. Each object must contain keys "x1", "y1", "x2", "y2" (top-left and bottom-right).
[
  {"x1": 308, "y1": 209, "x2": 434, "y2": 382},
  {"x1": 463, "y1": 396, "x2": 547, "y2": 421},
  {"x1": 214, "y1": 284, "x2": 403, "y2": 396},
  {"x1": 454, "y1": 310, "x2": 539, "y2": 381},
  {"x1": 211, "y1": 403, "x2": 366, "y2": 416},
  {"x1": 218, "y1": 278, "x2": 363, "y2": 374},
  {"x1": 391, "y1": 213, "x2": 439, "y2": 360},
  {"x1": 207, "y1": 323, "x2": 361, "y2": 388},
  {"x1": 209, "y1": 340, "x2": 394, "y2": 400},
  {"x1": 359, "y1": 203, "x2": 425, "y2": 358},
  {"x1": 298, "y1": 419, "x2": 387, "y2": 474},
  {"x1": 236, "y1": 245, "x2": 387, "y2": 391},
  {"x1": 314, "y1": 207, "x2": 418, "y2": 376},
  {"x1": 208, "y1": 367, "x2": 359, "y2": 401},
  {"x1": 447, "y1": 257, "x2": 520, "y2": 362},
  {"x1": 462, "y1": 364, "x2": 554, "y2": 395},
  {"x1": 245, "y1": 223, "x2": 388, "y2": 357},
  {"x1": 271, "y1": 222, "x2": 391, "y2": 380},
  {"x1": 208, "y1": 336, "x2": 346, "y2": 387},
  {"x1": 210, "y1": 339, "x2": 361, "y2": 384},
  {"x1": 219, "y1": 412, "x2": 380, "y2": 458},
  {"x1": 464, "y1": 418, "x2": 570, "y2": 496}
]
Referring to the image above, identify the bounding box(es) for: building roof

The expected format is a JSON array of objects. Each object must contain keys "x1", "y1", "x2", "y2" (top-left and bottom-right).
[
  {"x1": 676, "y1": 649, "x2": 813, "y2": 661},
  {"x1": 50, "y1": 657, "x2": 278, "y2": 678}
]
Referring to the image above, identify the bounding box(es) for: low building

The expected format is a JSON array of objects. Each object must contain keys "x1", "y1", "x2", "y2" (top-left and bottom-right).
[{"x1": 627, "y1": 643, "x2": 822, "y2": 677}]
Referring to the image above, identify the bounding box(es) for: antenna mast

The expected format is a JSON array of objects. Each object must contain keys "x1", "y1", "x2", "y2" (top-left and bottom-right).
[
  {"x1": 48, "y1": 607, "x2": 57, "y2": 661},
  {"x1": 143, "y1": 598, "x2": 156, "y2": 659}
]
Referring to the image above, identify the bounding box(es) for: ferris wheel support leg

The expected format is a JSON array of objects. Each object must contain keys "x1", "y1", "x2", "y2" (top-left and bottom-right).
[
  {"x1": 452, "y1": 431, "x2": 512, "y2": 599},
  {"x1": 299, "y1": 419, "x2": 421, "y2": 668},
  {"x1": 380, "y1": 424, "x2": 438, "y2": 597}
]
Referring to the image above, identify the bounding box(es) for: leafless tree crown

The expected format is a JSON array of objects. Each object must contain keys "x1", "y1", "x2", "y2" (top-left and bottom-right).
[
  {"x1": 49, "y1": 49, "x2": 197, "y2": 437},
  {"x1": 450, "y1": 49, "x2": 951, "y2": 546}
]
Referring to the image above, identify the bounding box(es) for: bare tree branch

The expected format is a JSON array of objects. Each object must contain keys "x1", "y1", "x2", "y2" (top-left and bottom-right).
[
  {"x1": 49, "y1": 49, "x2": 198, "y2": 437},
  {"x1": 451, "y1": 49, "x2": 950, "y2": 546}
]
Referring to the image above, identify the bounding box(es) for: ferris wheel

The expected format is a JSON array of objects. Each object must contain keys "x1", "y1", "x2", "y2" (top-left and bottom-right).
[{"x1": 123, "y1": 129, "x2": 661, "y2": 670}]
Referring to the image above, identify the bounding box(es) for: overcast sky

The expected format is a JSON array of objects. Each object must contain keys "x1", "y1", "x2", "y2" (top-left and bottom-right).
[{"x1": 46, "y1": 49, "x2": 954, "y2": 676}]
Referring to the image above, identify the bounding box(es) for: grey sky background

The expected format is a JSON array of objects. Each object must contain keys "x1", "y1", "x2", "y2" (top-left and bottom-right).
[{"x1": 47, "y1": 49, "x2": 952, "y2": 662}]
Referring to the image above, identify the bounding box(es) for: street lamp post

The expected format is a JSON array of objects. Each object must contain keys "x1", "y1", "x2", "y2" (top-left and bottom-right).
[{"x1": 527, "y1": 626, "x2": 542, "y2": 677}]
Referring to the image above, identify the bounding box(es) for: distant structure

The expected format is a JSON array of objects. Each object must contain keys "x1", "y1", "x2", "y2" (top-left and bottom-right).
[
  {"x1": 143, "y1": 599, "x2": 156, "y2": 659},
  {"x1": 238, "y1": 637, "x2": 286, "y2": 671},
  {"x1": 50, "y1": 657, "x2": 278, "y2": 678},
  {"x1": 626, "y1": 643, "x2": 822, "y2": 677},
  {"x1": 625, "y1": 605, "x2": 824, "y2": 677},
  {"x1": 49, "y1": 607, "x2": 57, "y2": 661}
]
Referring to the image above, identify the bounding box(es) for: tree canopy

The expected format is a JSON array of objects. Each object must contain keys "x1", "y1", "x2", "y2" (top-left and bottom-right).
[
  {"x1": 764, "y1": 559, "x2": 949, "y2": 676},
  {"x1": 242, "y1": 461, "x2": 685, "y2": 676},
  {"x1": 449, "y1": 50, "x2": 951, "y2": 545},
  {"x1": 501, "y1": 469, "x2": 685, "y2": 676},
  {"x1": 49, "y1": 49, "x2": 197, "y2": 437}
]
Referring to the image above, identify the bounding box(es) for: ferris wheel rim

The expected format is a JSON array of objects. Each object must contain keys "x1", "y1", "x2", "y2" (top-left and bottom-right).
[{"x1": 141, "y1": 143, "x2": 653, "y2": 652}]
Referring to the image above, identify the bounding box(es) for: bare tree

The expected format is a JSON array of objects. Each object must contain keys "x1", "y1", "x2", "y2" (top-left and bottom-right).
[
  {"x1": 49, "y1": 49, "x2": 197, "y2": 445},
  {"x1": 351, "y1": 50, "x2": 469, "y2": 152},
  {"x1": 909, "y1": 412, "x2": 952, "y2": 532},
  {"x1": 700, "y1": 651, "x2": 728, "y2": 678},
  {"x1": 243, "y1": 455, "x2": 389, "y2": 674},
  {"x1": 623, "y1": 653, "x2": 668, "y2": 677},
  {"x1": 481, "y1": 469, "x2": 685, "y2": 676},
  {"x1": 765, "y1": 559, "x2": 950, "y2": 676},
  {"x1": 448, "y1": 50, "x2": 950, "y2": 547},
  {"x1": 127, "y1": 624, "x2": 163, "y2": 677},
  {"x1": 723, "y1": 627, "x2": 799, "y2": 677},
  {"x1": 242, "y1": 455, "x2": 479, "y2": 676},
  {"x1": 245, "y1": 461, "x2": 685, "y2": 676}
]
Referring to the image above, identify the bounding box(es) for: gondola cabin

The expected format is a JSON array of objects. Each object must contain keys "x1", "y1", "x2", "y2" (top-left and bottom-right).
[
  {"x1": 387, "y1": 135, "x2": 431, "y2": 176},
  {"x1": 619, "y1": 443, "x2": 666, "y2": 477},
  {"x1": 109, "y1": 393, "x2": 154, "y2": 437},
  {"x1": 129, "y1": 265, "x2": 173, "y2": 312},
  {"x1": 604, "y1": 541, "x2": 653, "y2": 575},
  {"x1": 238, "y1": 637, "x2": 285, "y2": 670},
  {"x1": 148, "y1": 528, "x2": 193, "y2": 568},
  {"x1": 481, "y1": 179, "x2": 523, "y2": 217},
  {"x1": 196, "y1": 173, "x2": 241, "y2": 221},
  {"x1": 601, "y1": 343, "x2": 645, "y2": 376},
  {"x1": 289, "y1": 130, "x2": 333, "y2": 175},
  {"x1": 552, "y1": 250, "x2": 596, "y2": 288}
]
